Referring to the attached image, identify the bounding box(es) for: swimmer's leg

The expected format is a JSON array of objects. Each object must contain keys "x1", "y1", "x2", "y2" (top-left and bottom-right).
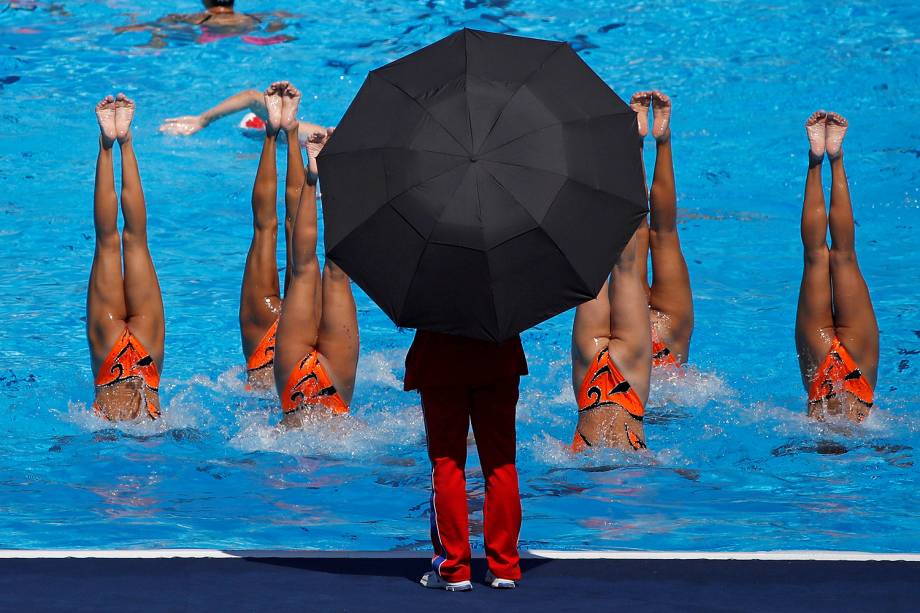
[
  {"x1": 826, "y1": 119, "x2": 879, "y2": 386},
  {"x1": 117, "y1": 95, "x2": 165, "y2": 369},
  {"x1": 301, "y1": 128, "x2": 358, "y2": 403},
  {"x1": 87, "y1": 95, "x2": 127, "y2": 373},
  {"x1": 795, "y1": 112, "x2": 835, "y2": 388},
  {"x1": 571, "y1": 278, "x2": 612, "y2": 395},
  {"x1": 239, "y1": 84, "x2": 283, "y2": 362},
  {"x1": 629, "y1": 91, "x2": 651, "y2": 193},
  {"x1": 315, "y1": 261, "x2": 359, "y2": 405},
  {"x1": 571, "y1": 225, "x2": 651, "y2": 450},
  {"x1": 273, "y1": 174, "x2": 321, "y2": 399},
  {"x1": 647, "y1": 92, "x2": 693, "y2": 361},
  {"x1": 607, "y1": 224, "x2": 652, "y2": 405},
  {"x1": 281, "y1": 84, "x2": 304, "y2": 294}
]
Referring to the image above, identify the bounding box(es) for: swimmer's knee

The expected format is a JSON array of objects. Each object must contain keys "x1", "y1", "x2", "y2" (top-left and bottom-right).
[
  {"x1": 95, "y1": 230, "x2": 121, "y2": 252},
  {"x1": 829, "y1": 246, "x2": 857, "y2": 267},
  {"x1": 803, "y1": 246, "x2": 830, "y2": 266},
  {"x1": 253, "y1": 215, "x2": 279, "y2": 234},
  {"x1": 284, "y1": 186, "x2": 302, "y2": 202},
  {"x1": 292, "y1": 255, "x2": 319, "y2": 278},
  {"x1": 324, "y1": 261, "x2": 349, "y2": 283},
  {"x1": 121, "y1": 228, "x2": 148, "y2": 248}
]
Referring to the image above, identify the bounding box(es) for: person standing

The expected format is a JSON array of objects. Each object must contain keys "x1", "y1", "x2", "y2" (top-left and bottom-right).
[{"x1": 407, "y1": 331, "x2": 527, "y2": 591}]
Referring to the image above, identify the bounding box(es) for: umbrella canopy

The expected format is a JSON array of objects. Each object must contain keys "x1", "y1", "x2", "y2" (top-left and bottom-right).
[{"x1": 317, "y1": 28, "x2": 647, "y2": 342}]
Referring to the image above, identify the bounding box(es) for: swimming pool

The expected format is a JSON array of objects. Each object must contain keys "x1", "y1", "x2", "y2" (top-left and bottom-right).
[{"x1": 0, "y1": 0, "x2": 918, "y2": 552}]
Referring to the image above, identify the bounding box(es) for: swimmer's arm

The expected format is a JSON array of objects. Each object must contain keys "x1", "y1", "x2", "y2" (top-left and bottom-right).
[
  {"x1": 113, "y1": 23, "x2": 153, "y2": 34},
  {"x1": 160, "y1": 89, "x2": 265, "y2": 136},
  {"x1": 114, "y1": 13, "x2": 201, "y2": 33},
  {"x1": 251, "y1": 11, "x2": 297, "y2": 32},
  {"x1": 202, "y1": 89, "x2": 268, "y2": 123}
]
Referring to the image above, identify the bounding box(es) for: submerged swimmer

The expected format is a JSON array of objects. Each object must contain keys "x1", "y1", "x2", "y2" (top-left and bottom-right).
[
  {"x1": 796, "y1": 111, "x2": 878, "y2": 423},
  {"x1": 630, "y1": 91, "x2": 693, "y2": 367},
  {"x1": 240, "y1": 81, "x2": 307, "y2": 391},
  {"x1": 159, "y1": 88, "x2": 324, "y2": 143},
  {"x1": 114, "y1": 0, "x2": 292, "y2": 47},
  {"x1": 571, "y1": 223, "x2": 652, "y2": 452},
  {"x1": 88, "y1": 94, "x2": 165, "y2": 421},
  {"x1": 272, "y1": 122, "x2": 359, "y2": 428}
]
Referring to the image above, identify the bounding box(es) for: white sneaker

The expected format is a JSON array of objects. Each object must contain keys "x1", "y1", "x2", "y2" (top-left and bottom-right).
[
  {"x1": 485, "y1": 569, "x2": 516, "y2": 589},
  {"x1": 419, "y1": 571, "x2": 473, "y2": 592}
]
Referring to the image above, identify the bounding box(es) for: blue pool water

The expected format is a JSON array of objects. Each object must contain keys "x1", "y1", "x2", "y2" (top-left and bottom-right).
[{"x1": 1, "y1": 1, "x2": 919, "y2": 552}]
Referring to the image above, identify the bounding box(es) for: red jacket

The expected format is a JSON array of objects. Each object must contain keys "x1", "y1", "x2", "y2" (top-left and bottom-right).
[{"x1": 404, "y1": 330, "x2": 528, "y2": 390}]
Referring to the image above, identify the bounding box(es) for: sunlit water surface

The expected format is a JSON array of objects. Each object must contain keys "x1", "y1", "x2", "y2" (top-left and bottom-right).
[{"x1": 0, "y1": 0, "x2": 918, "y2": 551}]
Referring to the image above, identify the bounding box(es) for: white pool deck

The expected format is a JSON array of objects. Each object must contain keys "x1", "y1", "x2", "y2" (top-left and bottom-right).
[{"x1": 1, "y1": 549, "x2": 917, "y2": 561}]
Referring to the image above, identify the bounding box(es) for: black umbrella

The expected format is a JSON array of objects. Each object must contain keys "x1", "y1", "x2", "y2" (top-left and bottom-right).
[{"x1": 317, "y1": 28, "x2": 647, "y2": 342}]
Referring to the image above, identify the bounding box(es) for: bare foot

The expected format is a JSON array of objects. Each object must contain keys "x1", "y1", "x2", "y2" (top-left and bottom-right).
[
  {"x1": 630, "y1": 91, "x2": 651, "y2": 138},
  {"x1": 825, "y1": 112, "x2": 848, "y2": 160},
  {"x1": 113, "y1": 93, "x2": 135, "y2": 144},
  {"x1": 306, "y1": 127, "x2": 334, "y2": 183},
  {"x1": 650, "y1": 90, "x2": 671, "y2": 142},
  {"x1": 263, "y1": 82, "x2": 284, "y2": 136},
  {"x1": 280, "y1": 82, "x2": 301, "y2": 133},
  {"x1": 95, "y1": 95, "x2": 116, "y2": 148},
  {"x1": 805, "y1": 110, "x2": 827, "y2": 162}
]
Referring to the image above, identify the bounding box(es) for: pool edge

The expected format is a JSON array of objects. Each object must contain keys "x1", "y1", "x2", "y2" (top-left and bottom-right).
[{"x1": 1, "y1": 549, "x2": 917, "y2": 561}]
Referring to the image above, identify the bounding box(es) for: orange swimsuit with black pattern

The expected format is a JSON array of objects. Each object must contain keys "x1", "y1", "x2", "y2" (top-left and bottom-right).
[
  {"x1": 93, "y1": 328, "x2": 160, "y2": 419},
  {"x1": 246, "y1": 318, "x2": 278, "y2": 390},
  {"x1": 572, "y1": 347, "x2": 645, "y2": 452},
  {"x1": 281, "y1": 352, "x2": 348, "y2": 415},
  {"x1": 651, "y1": 325, "x2": 679, "y2": 368},
  {"x1": 808, "y1": 337, "x2": 874, "y2": 407}
]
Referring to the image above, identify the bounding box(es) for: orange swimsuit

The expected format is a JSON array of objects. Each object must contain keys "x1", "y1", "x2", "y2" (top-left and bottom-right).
[
  {"x1": 652, "y1": 337, "x2": 679, "y2": 368},
  {"x1": 572, "y1": 347, "x2": 645, "y2": 452},
  {"x1": 281, "y1": 352, "x2": 348, "y2": 415},
  {"x1": 808, "y1": 337, "x2": 874, "y2": 407},
  {"x1": 650, "y1": 324, "x2": 680, "y2": 368},
  {"x1": 246, "y1": 319, "x2": 278, "y2": 390},
  {"x1": 93, "y1": 328, "x2": 160, "y2": 419}
]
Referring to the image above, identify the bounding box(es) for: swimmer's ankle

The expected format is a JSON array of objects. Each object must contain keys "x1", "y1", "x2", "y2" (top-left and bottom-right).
[
  {"x1": 828, "y1": 149, "x2": 844, "y2": 163},
  {"x1": 116, "y1": 130, "x2": 132, "y2": 146},
  {"x1": 808, "y1": 150, "x2": 824, "y2": 168},
  {"x1": 99, "y1": 134, "x2": 115, "y2": 150}
]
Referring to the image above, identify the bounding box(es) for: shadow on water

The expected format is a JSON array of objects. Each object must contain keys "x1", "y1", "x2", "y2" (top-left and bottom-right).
[{"x1": 772, "y1": 439, "x2": 913, "y2": 467}]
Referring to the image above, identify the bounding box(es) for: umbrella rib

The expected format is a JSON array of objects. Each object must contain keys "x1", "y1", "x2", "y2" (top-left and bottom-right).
[
  {"x1": 474, "y1": 42, "x2": 566, "y2": 153},
  {"x1": 481, "y1": 111, "x2": 631, "y2": 158},
  {"x1": 326, "y1": 160, "x2": 469, "y2": 254},
  {"x1": 372, "y1": 72, "x2": 472, "y2": 155},
  {"x1": 474, "y1": 168, "x2": 501, "y2": 337},
  {"x1": 484, "y1": 155, "x2": 643, "y2": 207},
  {"x1": 394, "y1": 164, "x2": 476, "y2": 323},
  {"x1": 479, "y1": 166, "x2": 594, "y2": 295},
  {"x1": 464, "y1": 32, "x2": 474, "y2": 162},
  {"x1": 319, "y1": 146, "x2": 469, "y2": 160}
]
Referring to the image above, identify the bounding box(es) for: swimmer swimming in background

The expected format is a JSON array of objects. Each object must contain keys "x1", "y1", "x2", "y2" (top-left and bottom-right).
[
  {"x1": 159, "y1": 88, "x2": 324, "y2": 143},
  {"x1": 571, "y1": 222, "x2": 652, "y2": 452},
  {"x1": 240, "y1": 81, "x2": 307, "y2": 391},
  {"x1": 272, "y1": 122, "x2": 359, "y2": 428},
  {"x1": 797, "y1": 111, "x2": 878, "y2": 423},
  {"x1": 88, "y1": 94, "x2": 165, "y2": 421},
  {"x1": 114, "y1": 0, "x2": 293, "y2": 48},
  {"x1": 630, "y1": 90, "x2": 693, "y2": 368}
]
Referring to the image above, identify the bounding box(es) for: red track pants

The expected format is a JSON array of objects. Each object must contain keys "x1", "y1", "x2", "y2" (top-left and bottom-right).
[{"x1": 421, "y1": 377, "x2": 522, "y2": 582}]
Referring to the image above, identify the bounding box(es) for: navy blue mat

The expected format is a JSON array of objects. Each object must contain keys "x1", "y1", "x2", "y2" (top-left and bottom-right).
[{"x1": 1, "y1": 557, "x2": 917, "y2": 612}]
